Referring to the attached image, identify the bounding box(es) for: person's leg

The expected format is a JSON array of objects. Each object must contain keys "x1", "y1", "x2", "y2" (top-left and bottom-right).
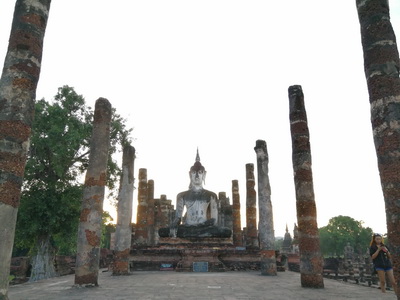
[
  {"x1": 377, "y1": 270, "x2": 386, "y2": 293},
  {"x1": 385, "y1": 269, "x2": 398, "y2": 295}
]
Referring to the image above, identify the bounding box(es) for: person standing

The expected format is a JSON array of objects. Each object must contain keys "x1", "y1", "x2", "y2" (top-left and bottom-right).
[{"x1": 369, "y1": 233, "x2": 398, "y2": 294}]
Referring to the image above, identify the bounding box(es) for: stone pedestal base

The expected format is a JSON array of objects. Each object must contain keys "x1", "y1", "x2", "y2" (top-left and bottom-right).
[
  {"x1": 129, "y1": 239, "x2": 283, "y2": 273},
  {"x1": 176, "y1": 249, "x2": 226, "y2": 272}
]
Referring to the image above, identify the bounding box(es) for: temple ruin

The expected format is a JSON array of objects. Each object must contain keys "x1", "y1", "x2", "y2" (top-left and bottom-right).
[
  {"x1": 2, "y1": 1, "x2": 400, "y2": 298},
  {"x1": 116, "y1": 149, "x2": 292, "y2": 275}
]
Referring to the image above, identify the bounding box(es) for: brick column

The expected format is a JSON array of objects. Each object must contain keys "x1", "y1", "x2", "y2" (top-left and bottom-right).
[
  {"x1": 147, "y1": 179, "x2": 155, "y2": 246},
  {"x1": 245, "y1": 163, "x2": 258, "y2": 248},
  {"x1": 232, "y1": 180, "x2": 243, "y2": 246},
  {"x1": 0, "y1": 1, "x2": 51, "y2": 297},
  {"x1": 356, "y1": 0, "x2": 400, "y2": 292},
  {"x1": 254, "y1": 140, "x2": 276, "y2": 275},
  {"x1": 113, "y1": 145, "x2": 135, "y2": 275},
  {"x1": 75, "y1": 98, "x2": 112, "y2": 286},
  {"x1": 134, "y1": 168, "x2": 148, "y2": 245},
  {"x1": 288, "y1": 85, "x2": 324, "y2": 288}
]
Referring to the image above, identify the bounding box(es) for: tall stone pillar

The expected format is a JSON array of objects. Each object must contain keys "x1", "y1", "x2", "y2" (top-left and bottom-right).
[
  {"x1": 245, "y1": 163, "x2": 258, "y2": 248},
  {"x1": 288, "y1": 85, "x2": 324, "y2": 288},
  {"x1": 254, "y1": 140, "x2": 277, "y2": 276},
  {"x1": 113, "y1": 145, "x2": 135, "y2": 275},
  {"x1": 134, "y1": 168, "x2": 148, "y2": 245},
  {"x1": 0, "y1": 1, "x2": 51, "y2": 297},
  {"x1": 356, "y1": 0, "x2": 400, "y2": 293},
  {"x1": 147, "y1": 179, "x2": 155, "y2": 246},
  {"x1": 232, "y1": 180, "x2": 243, "y2": 246},
  {"x1": 75, "y1": 98, "x2": 112, "y2": 286}
]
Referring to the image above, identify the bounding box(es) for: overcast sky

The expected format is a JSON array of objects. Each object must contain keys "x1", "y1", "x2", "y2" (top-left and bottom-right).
[{"x1": 1, "y1": 1, "x2": 400, "y2": 237}]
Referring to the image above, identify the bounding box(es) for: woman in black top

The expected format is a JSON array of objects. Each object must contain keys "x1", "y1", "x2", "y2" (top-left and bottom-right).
[{"x1": 369, "y1": 233, "x2": 397, "y2": 294}]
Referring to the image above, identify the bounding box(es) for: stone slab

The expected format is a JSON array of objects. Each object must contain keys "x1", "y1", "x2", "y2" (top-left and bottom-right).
[{"x1": 193, "y1": 262, "x2": 208, "y2": 272}]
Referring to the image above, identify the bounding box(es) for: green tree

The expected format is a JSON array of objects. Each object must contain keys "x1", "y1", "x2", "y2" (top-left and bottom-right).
[
  {"x1": 319, "y1": 215, "x2": 373, "y2": 257},
  {"x1": 101, "y1": 212, "x2": 116, "y2": 250},
  {"x1": 14, "y1": 86, "x2": 132, "y2": 281},
  {"x1": 274, "y1": 238, "x2": 283, "y2": 251}
]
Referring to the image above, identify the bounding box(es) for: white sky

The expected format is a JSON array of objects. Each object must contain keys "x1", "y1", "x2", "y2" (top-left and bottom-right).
[{"x1": 1, "y1": 1, "x2": 400, "y2": 237}]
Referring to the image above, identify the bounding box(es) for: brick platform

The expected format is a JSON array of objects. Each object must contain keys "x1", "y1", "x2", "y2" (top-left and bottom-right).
[{"x1": 8, "y1": 270, "x2": 397, "y2": 300}]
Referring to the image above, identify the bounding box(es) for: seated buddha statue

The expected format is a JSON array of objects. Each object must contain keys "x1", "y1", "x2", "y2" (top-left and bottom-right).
[{"x1": 158, "y1": 150, "x2": 231, "y2": 238}]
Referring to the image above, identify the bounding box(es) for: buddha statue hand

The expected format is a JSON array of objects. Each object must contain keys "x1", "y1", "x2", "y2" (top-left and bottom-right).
[
  {"x1": 171, "y1": 217, "x2": 181, "y2": 229},
  {"x1": 199, "y1": 218, "x2": 216, "y2": 227}
]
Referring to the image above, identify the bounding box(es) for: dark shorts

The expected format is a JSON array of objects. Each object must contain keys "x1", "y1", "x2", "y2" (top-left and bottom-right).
[{"x1": 375, "y1": 267, "x2": 393, "y2": 271}]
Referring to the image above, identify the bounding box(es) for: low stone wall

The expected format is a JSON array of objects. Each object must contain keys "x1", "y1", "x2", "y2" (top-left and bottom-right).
[
  {"x1": 55, "y1": 256, "x2": 75, "y2": 276},
  {"x1": 10, "y1": 248, "x2": 114, "y2": 284},
  {"x1": 10, "y1": 257, "x2": 31, "y2": 284},
  {"x1": 285, "y1": 255, "x2": 385, "y2": 290}
]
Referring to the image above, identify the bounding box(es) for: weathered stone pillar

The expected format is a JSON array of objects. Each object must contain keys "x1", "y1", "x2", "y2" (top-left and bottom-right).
[
  {"x1": 159, "y1": 194, "x2": 174, "y2": 227},
  {"x1": 0, "y1": 1, "x2": 51, "y2": 298},
  {"x1": 218, "y1": 192, "x2": 225, "y2": 227},
  {"x1": 75, "y1": 98, "x2": 112, "y2": 286},
  {"x1": 154, "y1": 197, "x2": 161, "y2": 244},
  {"x1": 356, "y1": 0, "x2": 400, "y2": 294},
  {"x1": 232, "y1": 180, "x2": 243, "y2": 246},
  {"x1": 254, "y1": 140, "x2": 277, "y2": 276},
  {"x1": 113, "y1": 145, "x2": 135, "y2": 275},
  {"x1": 288, "y1": 85, "x2": 324, "y2": 288},
  {"x1": 134, "y1": 168, "x2": 148, "y2": 245},
  {"x1": 147, "y1": 179, "x2": 155, "y2": 246},
  {"x1": 245, "y1": 163, "x2": 258, "y2": 248},
  {"x1": 218, "y1": 192, "x2": 232, "y2": 229}
]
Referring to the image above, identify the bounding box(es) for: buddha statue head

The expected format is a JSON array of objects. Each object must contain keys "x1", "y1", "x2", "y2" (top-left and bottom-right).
[{"x1": 189, "y1": 149, "x2": 206, "y2": 190}]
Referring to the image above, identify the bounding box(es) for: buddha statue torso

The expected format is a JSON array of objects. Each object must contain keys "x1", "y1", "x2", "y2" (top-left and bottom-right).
[{"x1": 176, "y1": 189, "x2": 218, "y2": 226}]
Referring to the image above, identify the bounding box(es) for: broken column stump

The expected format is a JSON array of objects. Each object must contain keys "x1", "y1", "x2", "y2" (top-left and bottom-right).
[
  {"x1": 288, "y1": 85, "x2": 324, "y2": 288},
  {"x1": 75, "y1": 98, "x2": 112, "y2": 286},
  {"x1": 254, "y1": 140, "x2": 277, "y2": 276},
  {"x1": 113, "y1": 145, "x2": 135, "y2": 275}
]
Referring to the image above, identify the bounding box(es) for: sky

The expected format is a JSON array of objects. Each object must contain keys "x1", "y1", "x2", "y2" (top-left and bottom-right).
[{"x1": 1, "y1": 1, "x2": 400, "y2": 238}]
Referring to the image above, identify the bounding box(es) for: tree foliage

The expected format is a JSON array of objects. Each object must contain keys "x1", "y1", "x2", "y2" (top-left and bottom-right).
[
  {"x1": 101, "y1": 212, "x2": 116, "y2": 250},
  {"x1": 14, "y1": 86, "x2": 132, "y2": 256},
  {"x1": 319, "y1": 215, "x2": 373, "y2": 257}
]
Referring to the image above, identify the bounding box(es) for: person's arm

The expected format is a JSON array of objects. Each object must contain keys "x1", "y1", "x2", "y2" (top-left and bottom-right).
[
  {"x1": 371, "y1": 245, "x2": 381, "y2": 260},
  {"x1": 383, "y1": 246, "x2": 392, "y2": 259}
]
